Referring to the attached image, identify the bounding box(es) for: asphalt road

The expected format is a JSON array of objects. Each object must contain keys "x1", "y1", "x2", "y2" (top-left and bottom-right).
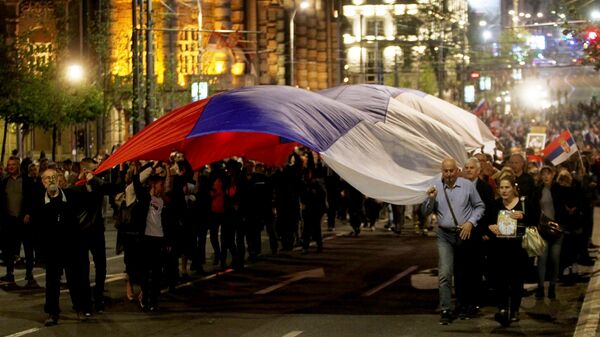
[
  {"x1": 539, "y1": 65, "x2": 600, "y2": 104},
  {"x1": 0, "y1": 211, "x2": 592, "y2": 337}
]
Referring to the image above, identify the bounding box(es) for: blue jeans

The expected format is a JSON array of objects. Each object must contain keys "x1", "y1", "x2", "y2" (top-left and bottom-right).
[
  {"x1": 437, "y1": 229, "x2": 458, "y2": 311},
  {"x1": 538, "y1": 235, "x2": 563, "y2": 288}
]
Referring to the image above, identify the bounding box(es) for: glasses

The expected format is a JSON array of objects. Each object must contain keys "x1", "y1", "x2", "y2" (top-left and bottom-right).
[{"x1": 42, "y1": 175, "x2": 57, "y2": 182}]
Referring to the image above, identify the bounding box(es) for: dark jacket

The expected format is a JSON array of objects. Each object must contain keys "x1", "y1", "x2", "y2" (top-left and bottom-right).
[
  {"x1": 475, "y1": 177, "x2": 496, "y2": 238},
  {"x1": 515, "y1": 172, "x2": 536, "y2": 201},
  {"x1": 69, "y1": 176, "x2": 116, "y2": 233},
  {"x1": 0, "y1": 174, "x2": 36, "y2": 219},
  {"x1": 553, "y1": 181, "x2": 585, "y2": 233},
  {"x1": 531, "y1": 183, "x2": 561, "y2": 222},
  {"x1": 32, "y1": 188, "x2": 80, "y2": 262}
]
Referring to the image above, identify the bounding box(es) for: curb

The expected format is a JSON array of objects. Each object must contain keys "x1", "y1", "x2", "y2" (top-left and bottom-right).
[{"x1": 573, "y1": 256, "x2": 600, "y2": 337}]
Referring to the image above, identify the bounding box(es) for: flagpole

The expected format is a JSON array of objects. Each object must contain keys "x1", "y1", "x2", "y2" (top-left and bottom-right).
[{"x1": 566, "y1": 127, "x2": 586, "y2": 176}]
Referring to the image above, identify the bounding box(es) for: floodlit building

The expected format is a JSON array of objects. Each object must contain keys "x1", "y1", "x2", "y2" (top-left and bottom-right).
[
  {"x1": 340, "y1": 0, "x2": 469, "y2": 101},
  {"x1": 0, "y1": 0, "x2": 342, "y2": 161}
]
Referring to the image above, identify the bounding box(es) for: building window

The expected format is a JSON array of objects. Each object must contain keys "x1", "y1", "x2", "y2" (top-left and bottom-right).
[
  {"x1": 23, "y1": 41, "x2": 54, "y2": 70},
  {"x1": 365, "y1": 18, "x2": 384, "y2": 37},
  {"x1": 178, "y1": 29, "x2": 200, "y2": 76},
  {"x1": 396, "y1": 16, "x2": 420, "y2": 36}
]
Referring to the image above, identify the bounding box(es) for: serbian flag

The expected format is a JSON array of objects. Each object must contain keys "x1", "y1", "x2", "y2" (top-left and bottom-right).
[
  {"x1": 543, "y1": 131, "x2": 578, "y2": 165},
  {"x1": 472, "y1": 99, "x2": 489, "y2": 117}
]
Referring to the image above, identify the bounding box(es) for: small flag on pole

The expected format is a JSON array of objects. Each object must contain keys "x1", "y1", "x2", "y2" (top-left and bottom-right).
[
  {"x1": 542, "y1": 131, "x2": 578, "y2": 165},
  {"x1": 472, "y1": 99, "x2": 488, "y2": 117}
]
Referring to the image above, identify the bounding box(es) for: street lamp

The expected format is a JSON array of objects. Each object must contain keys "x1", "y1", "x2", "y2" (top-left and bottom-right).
[
  {"x1": 482, "y1": 30, "x2": 492, "y2": 41},
  {"x1": 66, "y1": 64, "x2": 85, "y2": 83},
  {"x1": 65, "y1": 63, "x2": 87, "y2": 159},
  {"x1": 289, "y1": 0, "x2": 309, "y2": 87}
]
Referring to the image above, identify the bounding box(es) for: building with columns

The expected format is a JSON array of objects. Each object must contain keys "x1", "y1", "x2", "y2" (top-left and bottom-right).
[
  {"x1": 340, "y1": 0, "x2": 470, "y2": 101},
  {"x1": 0, "y1": 0, "x2": 342, "y2": 162}
]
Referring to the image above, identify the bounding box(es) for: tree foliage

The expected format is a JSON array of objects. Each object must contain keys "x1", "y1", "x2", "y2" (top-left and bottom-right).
[{"x1": 561, "y1": 0, "x2": 600, "y2": 70}]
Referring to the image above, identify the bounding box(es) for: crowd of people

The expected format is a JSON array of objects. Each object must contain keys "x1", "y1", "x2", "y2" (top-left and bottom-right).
[
  {"x1": 0, "y1": 100, "x2": 599, "y2": 328},
  {"x1": 0, "y1": 148, "x2": 364, "y2": 325},
  {"x1": 424, "y1": 151, "x2": 597, "y2": 327}
]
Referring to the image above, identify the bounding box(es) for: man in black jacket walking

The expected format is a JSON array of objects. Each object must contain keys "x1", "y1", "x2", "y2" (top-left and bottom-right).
[{"x1": 35, "y1": 168, "x2": 88, "y2": 326}]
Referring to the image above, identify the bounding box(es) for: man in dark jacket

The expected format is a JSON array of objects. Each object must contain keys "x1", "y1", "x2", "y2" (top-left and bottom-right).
[
  {"x1": 35, "y1": 168, "x2": 88, "y2": 326},
  {"x1": 507, "y1": 153, "x2": 535, "y2": 200},
  {"x1": 463, "y1": 156, "x2": 496, "y2": 313},
  {"x1": 0, "y1": 156, "x2": 36, "y2": 285},
  {"x1": 70, "y1": 157, "x2": 115, "y2": 312}
]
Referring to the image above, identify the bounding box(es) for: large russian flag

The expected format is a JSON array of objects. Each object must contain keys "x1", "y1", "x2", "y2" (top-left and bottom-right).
[{"x1": 543, "y1": 131, "x2": 578, "y2": 165}]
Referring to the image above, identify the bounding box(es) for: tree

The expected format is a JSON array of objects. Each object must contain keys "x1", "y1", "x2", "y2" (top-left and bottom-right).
[
  {"x1": 416, "y1": 1, "x2": 468, "y2": 100},
  {"x1": 560, "y1": 1, "x2": 600, "y2": 70},
  {"x1": 0, "y1": 34, "x2": 105, "y2": 161}
]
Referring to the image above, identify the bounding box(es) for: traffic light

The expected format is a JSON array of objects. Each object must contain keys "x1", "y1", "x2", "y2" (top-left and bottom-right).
[
  {"x1": 470, "y1": 72, "x2": 480, "y2": 79},
  {"x1": 587, "y1": 30, "x2": 598, "y2": 42}
]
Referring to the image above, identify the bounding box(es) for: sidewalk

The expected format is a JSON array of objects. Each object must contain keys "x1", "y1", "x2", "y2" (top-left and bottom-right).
[{"x1": 573, "y1": 207, "x2": 600, "y2": 337}]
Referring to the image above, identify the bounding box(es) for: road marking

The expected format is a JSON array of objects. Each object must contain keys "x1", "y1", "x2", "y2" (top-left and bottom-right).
[
  {"x1": 4, "y1": 328, "x2": 40, "y2": 337},
  {"x1": 361, "y1": 265, "x2": 419, "y2": 297},
  {"x1": 10, "y1": 255, "x2": 125, "y2": 284},
  {"x1": 281, "y1": 331, "x2": 303, "y2": 337},
  {"x1": 255, "y1": 268, "x2": 325, "y2": 295}
]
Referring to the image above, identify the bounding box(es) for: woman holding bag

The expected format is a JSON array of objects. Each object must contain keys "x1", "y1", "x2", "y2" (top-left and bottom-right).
[
  {"x1": 488, "y1": 175, "x2": 539, "y2": 327},
  {"x1": 533, "y1": 166, "x2": 563, "y2": 299}
]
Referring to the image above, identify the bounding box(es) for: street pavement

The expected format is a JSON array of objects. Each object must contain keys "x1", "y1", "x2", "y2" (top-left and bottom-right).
[{"x1": 0, "y1": 207, "x2": 597, "y2": 337}]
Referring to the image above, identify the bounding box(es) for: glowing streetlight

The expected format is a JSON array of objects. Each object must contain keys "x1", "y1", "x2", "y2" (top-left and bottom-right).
[
  {"x1": 289, "y1": 0, "x2": 309, "y2": 86},
  {"x1": 66, "y1": 64, "x2": 84, "y2": 83},
  {"x1": 482, "y1": 30, "x2": 492, "y2": 41},
  {"x1": 479, "y1": 20, "x2": 487, "y2": 27},
  {"x1": 591, "y1": 10, "x2": 600, "y2": 21}
]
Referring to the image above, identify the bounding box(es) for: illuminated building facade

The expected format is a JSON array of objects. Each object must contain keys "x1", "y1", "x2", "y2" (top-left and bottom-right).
[
  {"x1": 341, "y1": 0, "x2": 469, "y2": 100},
  {"x1": 0, "y1": 0, "x2": 342, "y2": 161}
]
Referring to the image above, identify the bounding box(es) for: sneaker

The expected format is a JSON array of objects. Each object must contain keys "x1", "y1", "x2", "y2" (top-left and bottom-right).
[
  {"x1": 0, "y1": 274, "x2": 15, "y2": 284},
  {"x1": 510, "y1": 311, "x2": 520, "y2": 322},
  {"x1": 440, "y1": 310, "x2": 453, "y2": 325},
  {"x1": 44, "y1": 314, "x2": 59, "y2": 326},
  {"x1": 76, "y1": 312, "x2": 92, "y2": 321}
]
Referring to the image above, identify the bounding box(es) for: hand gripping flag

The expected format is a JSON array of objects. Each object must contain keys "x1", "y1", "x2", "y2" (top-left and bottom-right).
[{"x1": 543, "y1": 131, "x2": 578, "y2": 165}]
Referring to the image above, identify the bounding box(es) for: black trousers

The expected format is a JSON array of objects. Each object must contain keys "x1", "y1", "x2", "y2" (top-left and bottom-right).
[
  {"x1": 489, "y1": 239, "x2": 528, "y2": 312},
  {"x1": 454, "y1": 235, "x2": 481, "y2": 310},
  {"x1": 44, "y1": 254, "x2": 83, "y2": 315},
  {"x1": 139, "y1": 236, "x2": 166, "y2": 307},
  {"x1": 2, "y1": 216, "x2": 35, "y2": 276},
  {"x1": 81, "y1": 231, "x2": 107, "y2": 306},
  {"x1": 302, "y1": 210, "x2": 323, "y2": 250}
]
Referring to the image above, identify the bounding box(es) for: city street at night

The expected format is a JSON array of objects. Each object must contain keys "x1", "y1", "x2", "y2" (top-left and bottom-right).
[{"x1": 0, "y1": 214, "x2": 596, "y2": 337}]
